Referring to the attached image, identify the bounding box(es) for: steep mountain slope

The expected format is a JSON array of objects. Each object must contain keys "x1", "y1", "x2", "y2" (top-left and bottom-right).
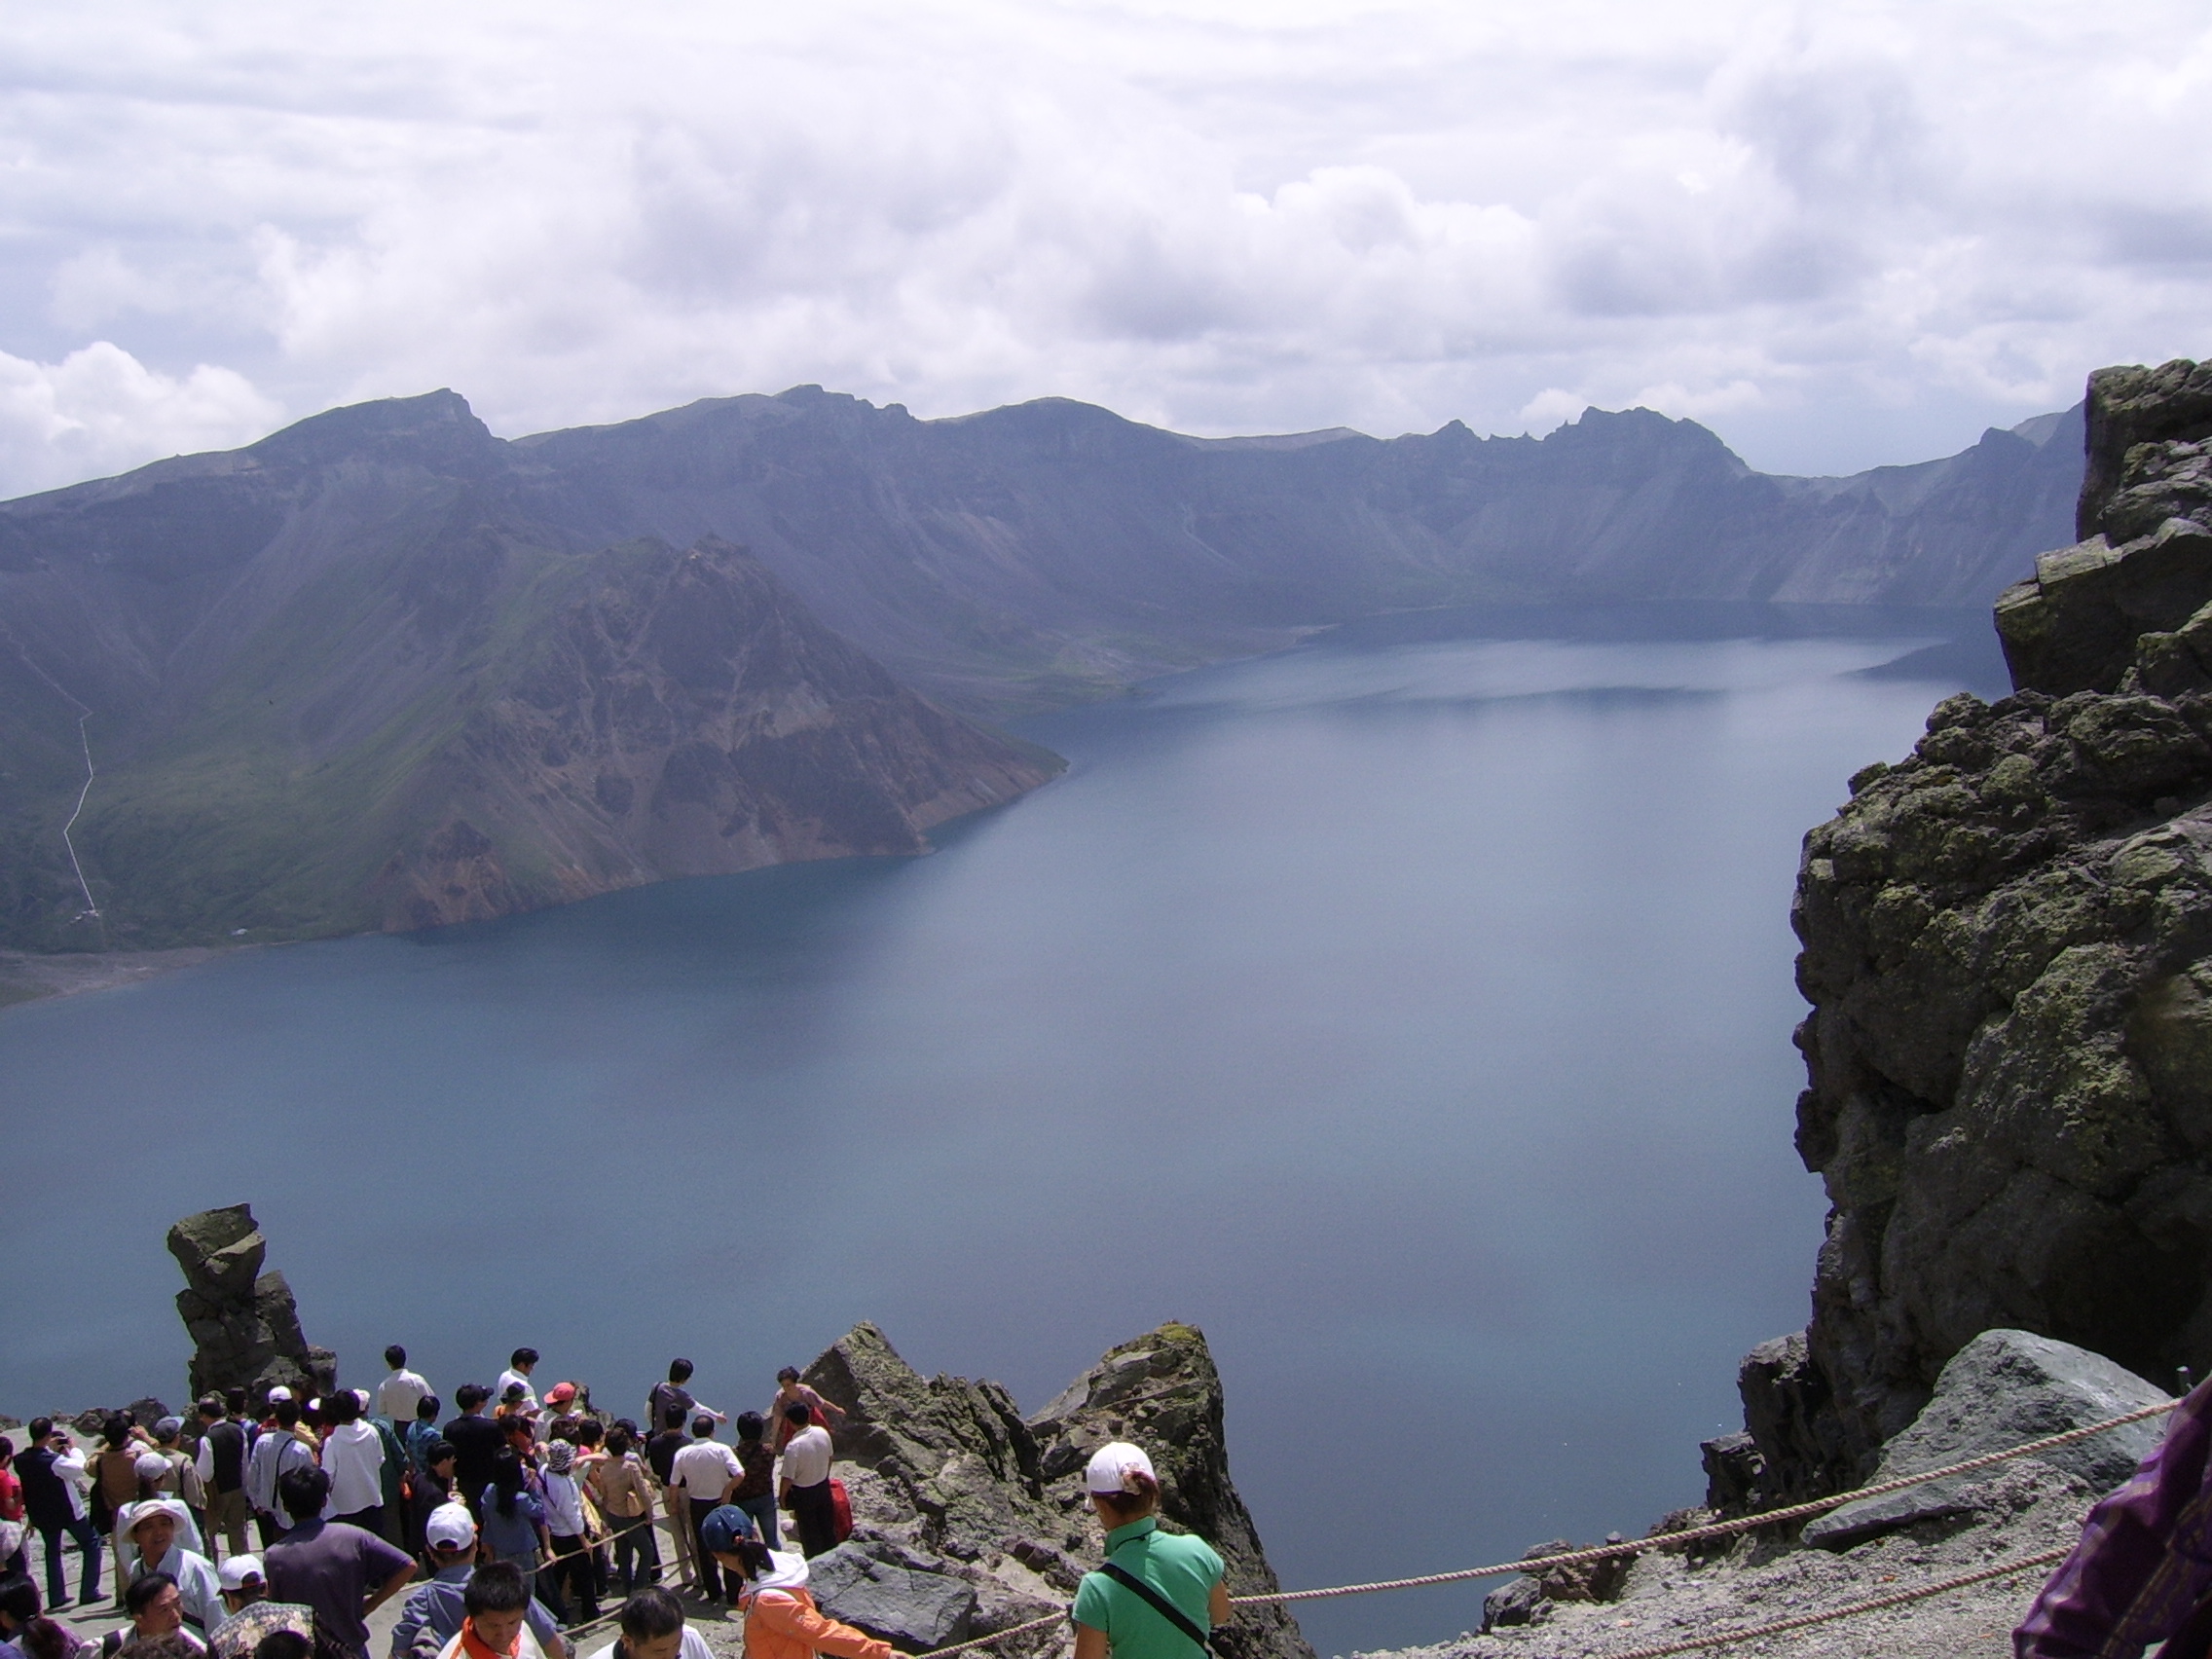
[
  {"x1": 0, "y1": 383, "x2": 2081, "y2": 951},
  {"x1": 0, "y1": 395, "x2": 1056, "y2": 949}
]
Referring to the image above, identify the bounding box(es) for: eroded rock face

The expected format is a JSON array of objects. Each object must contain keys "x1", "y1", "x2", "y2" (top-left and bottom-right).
[
  {"x1": 800, "y1": 1321, "x2": 1314, "y2": 1659},
  {"x1": 168, "y1": 1205, "x2": 336, "y2": 1403},
  {"x1": 1776, "y1": 357, "x2": 2212, "y2": 1490}
]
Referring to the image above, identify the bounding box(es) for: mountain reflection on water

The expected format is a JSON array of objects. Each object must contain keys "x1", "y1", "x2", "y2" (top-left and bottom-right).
[{"x1": 0, "y1": 606, "x2": 1989, "y2": 1654}]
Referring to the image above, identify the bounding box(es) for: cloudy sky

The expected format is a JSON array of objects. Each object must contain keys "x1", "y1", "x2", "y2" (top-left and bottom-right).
[{"x1": 3, "y1": 0, "x2": 2208, "y2": 497}]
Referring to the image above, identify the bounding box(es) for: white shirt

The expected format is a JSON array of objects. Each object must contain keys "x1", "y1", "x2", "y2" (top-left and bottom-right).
[
  {"x1": 667, "y1": 1440, "x2": 743, "y2": 1504},
  {"x1": 319, "y1": 1420, "x2": 385, "y2": 1518},
  {"x1": 497, "y1": 1370, "x2": 540, "y2": 1412},
  {"x1": 541, "y1": 1469, "x2": 588, "y2": 1537},
  {"x1": 779, "y1": 1424, "x2": 832, "y2": 1490},
  {"x1": 54, "y1": 1445, "x2": 91, "y2": 1522},
  {"x1": 376, "y1": 1369, "x2": 432, "y2": 1421},
  {"x1": 582, "y1": 1629, "x2": 713, "y2": 1659}
]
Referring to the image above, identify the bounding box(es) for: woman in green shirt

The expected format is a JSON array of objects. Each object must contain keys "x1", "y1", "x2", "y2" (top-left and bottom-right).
[{"x1": 1072, "y1": 1444, "x2": 1230, "y2": 1659}]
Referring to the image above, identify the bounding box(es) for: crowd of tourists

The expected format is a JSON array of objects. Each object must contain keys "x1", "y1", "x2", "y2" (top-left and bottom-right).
[{"x1": 0, "y1": 1350, "x2": 921, "y2": 1659}]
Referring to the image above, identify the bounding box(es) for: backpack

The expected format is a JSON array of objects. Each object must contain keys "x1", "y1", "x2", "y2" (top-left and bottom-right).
[{"x1": 828, "y1": 1477, "x2": 853, "y2": 1543}]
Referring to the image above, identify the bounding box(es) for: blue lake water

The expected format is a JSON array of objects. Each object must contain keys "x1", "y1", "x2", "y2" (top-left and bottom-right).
[{"x1": 0, "y1": 612, "x2": 1980, "y2": 1653}]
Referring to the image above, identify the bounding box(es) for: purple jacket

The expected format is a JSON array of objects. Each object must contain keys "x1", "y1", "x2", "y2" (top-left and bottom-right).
[{"x1": 2017, "y1": 1378, "x2": 2212, "y2": 1657}]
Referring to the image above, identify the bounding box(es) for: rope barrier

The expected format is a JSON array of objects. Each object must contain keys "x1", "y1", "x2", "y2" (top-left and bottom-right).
[{"x1": 917, "y1": 1393, "x2": 2174, "y2": 1653}]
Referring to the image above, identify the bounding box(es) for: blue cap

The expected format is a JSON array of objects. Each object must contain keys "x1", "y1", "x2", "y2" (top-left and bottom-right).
[{"x1": 697, "y1": 1505, "x2": 758, "y2": 1557}]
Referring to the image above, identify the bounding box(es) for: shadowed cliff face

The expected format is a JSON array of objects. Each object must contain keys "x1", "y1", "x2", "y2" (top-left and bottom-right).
[{"x1": 1774, "y1": 357, "x2": 2212, "y2": 1485}]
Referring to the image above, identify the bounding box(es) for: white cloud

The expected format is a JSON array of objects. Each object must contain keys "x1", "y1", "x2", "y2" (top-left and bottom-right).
[
  {"x1": 0, "y1": 343, "x2": 282, "y2": 498},
  {"x1": 0, "y1": 0, "x2": 2209, "y2": 495}
]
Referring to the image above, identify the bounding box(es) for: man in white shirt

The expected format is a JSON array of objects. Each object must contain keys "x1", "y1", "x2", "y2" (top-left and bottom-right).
[
  {"x1": 580, "y1": 1587, "x2": 714, "y2": 1659},
  {"x1": 496, "y1": 1350, "x2": 541, "y2": 1414},
  {"x1": 665, "y1": 1419, "x2": 742, "y2": 1603},
  {"x1": 317, "y1": 1393, "x2": 387, "y2": 1532},
  {"x1": 774, "y1": 1404, "x2": 837, "y2": 1560},
  {"x1": 375, "y1": 1348, "x2": 432, "y2": 1423}
]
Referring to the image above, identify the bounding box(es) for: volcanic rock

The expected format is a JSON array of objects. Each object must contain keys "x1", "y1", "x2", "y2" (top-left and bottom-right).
[
  {"x1": 810, "y1": 1540, "x2": 978, "y2": 1650},
  {"x1": 167, "y1": 1204, "x2": 336, "y2": 1403},
  {"x1": 1765, "y1": 355, "x2": 2212, "y2": 1491},
  {"x1": 800, "y1": 1320, "x2": 1315, "y2": 1659}
]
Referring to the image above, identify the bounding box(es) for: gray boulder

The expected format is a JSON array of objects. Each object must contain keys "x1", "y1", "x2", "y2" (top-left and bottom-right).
[
  {"x1": 810, "y1": 1541, "x2": 977, "y2": 1651},
  {"x1": 1803, "y1": 1329, "x2": 2170, "y2": 1549}
]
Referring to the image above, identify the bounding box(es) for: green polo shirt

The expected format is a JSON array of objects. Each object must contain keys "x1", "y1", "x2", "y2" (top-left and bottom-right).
[{"x1": 1072, "y1": 1517, "x2": 1225, "y2": 1659}]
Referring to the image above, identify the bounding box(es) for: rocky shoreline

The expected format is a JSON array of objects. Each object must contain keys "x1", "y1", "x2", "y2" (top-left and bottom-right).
[{"x1": 0, "y1": 944, "x2": 243, "y2": 1009}]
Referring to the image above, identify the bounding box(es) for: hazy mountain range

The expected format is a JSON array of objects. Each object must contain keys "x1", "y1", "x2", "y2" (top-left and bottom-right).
[{"x1": 0, "y1": 387, "x2": 2083, "y2": 950}]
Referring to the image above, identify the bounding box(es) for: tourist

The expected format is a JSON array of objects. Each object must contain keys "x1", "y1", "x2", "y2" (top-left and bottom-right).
[
  {"x1": 719, "y1": 1538, "x2": 888, "y2": 1659},
  {"x1": 146, "y1": 1426, "x2": 206, "y2": 1544},
  {"x1": 375, "y1": 1353, "x2": 432, "y2": 1427},
  {"x1": 261, "y1": 1469, "x2": 413, "y2": 1659},
  {"x1": 406, "y1": 1444, "x2": 457, "y2": 1562},
  {"x1": 586, "y1": 1426, "x2": 658, "y2": 1594},
  {"x1": 99, "y1": 1572, "x2": 206, "y2": 1659},
  {"x1": 728, "y1": 1417, "x2": 777, "y2": 1552},
  {"x1": 1, "y1": 1440, "x2": 26, "y2": 1579},
  {"x1": 204, "y1": 1557, "x2": 311, "y2": 1659},
  {"x1": 317, "y1": 1394, "x2": 384, "y2": 1534},
  {"x1": 539, "y1": 1385, "x2": 578, "y2": 1427},
  {"x1": 439, "y1": 1392, "x2": 502, "y2": 1525},
  {"x1": 765, "y1": 1374, "x2": 842, "y2": 1456},
  {"x1": 118, "y1": 1501, "x2": 223, "y2": 1636},
  {"x1": 0, "y1": 1575, "x2": 40, "y2": 1659},
  {"x1": 387, "y1": 1507, "x2": 568, "y2": 1659},
  {"x1": 689, "y1": 1508, "x2": 758, "y2": 1595},
  {"x1": 19, "y1": 1616, "x2": 85, "y2": 1659},
  {"x1": 494, "y1": 1389, "x2": 533, "y2": 1432},
  {"x1": 402, "y1": 1402, "x2": 443, "y2": 1492},
  {"x1": 641, "y1": 1414, "x2": 691, "y2": 1595},
  {"x1": 192, "y1": 1400, "x2": 251, "y2": 1562},
  {"x1": 1070, "y1": 1443, "x2": 1227, "y2": 1659},
  {"x1": 578, "y1": 1588, "x2": 713, "y2": 1659},
  {"x1": 536, "y1": 1444, "x2": 597, "y2": 1624},
  {"x1": 423, "y1": 1563, "x2": 547, "y2": 1659},
  {"x1": 242, "y1": 1407, "x2": 313, "y2": 1550},
  {"x1": 250, "y1": 1634, "x2": 310, "y2": 1659},
  {"x1": 496, "y1": 1355, "x2": 540, "y2": 1418},
  {"x1": 17, "y1": 1420, "x2": 99, "y2": 1608},
  {"x1": 667, "y1": 1419, "x2": 742, "y2": 1601},
  {"x1": 475, "y1": 1454, "x2": 550, "y2": 1603},
  {"x1": 773, "y1": 1407, "x2": 835, "y2": 1561},
  {"x1": 94, "y1": 1419, "x2": 153, "y2": 1599},
  {"x1": 645, "y1": 1367, "x2": 719, "y2": 1434}
]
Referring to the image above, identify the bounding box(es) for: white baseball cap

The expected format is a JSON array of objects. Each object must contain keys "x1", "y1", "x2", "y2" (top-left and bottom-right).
[
  {"x1": 424, "y1": 1504, "x2": 477, "y2": 1552},
  {"x1": 1084, "y1": 1441, "x2": 1157, "y2": 1494},
  {"x1": 133, "y1": 1453, "x2": 172, "y2": 1485},
  {"x1": 265, "y1": 1386, "x2": 293, "y2": 1404},
  {"x1": 218, "y1": 1556, "x2": 265, "y2": 1592}
]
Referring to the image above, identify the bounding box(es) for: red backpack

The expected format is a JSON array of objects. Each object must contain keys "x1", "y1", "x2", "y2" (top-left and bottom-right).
[{"x1": 828, "y1": 1477, "x2": 853, "y2": 1543}]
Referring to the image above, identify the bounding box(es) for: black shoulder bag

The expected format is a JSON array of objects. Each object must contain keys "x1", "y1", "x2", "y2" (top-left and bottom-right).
[{"x1": 1098, "y1": 1561, "x2": 1228, "y2": 1658}]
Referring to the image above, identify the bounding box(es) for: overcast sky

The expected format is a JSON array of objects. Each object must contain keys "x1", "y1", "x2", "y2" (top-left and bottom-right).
[{"x1": 3, "y1": 0, "x2": 2208, "y2": 497}]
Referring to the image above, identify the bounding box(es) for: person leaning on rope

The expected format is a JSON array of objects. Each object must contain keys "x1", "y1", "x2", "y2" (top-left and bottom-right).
[{"x1": 1072, "y1": 1444, "x2": 1229, "y2": 1659}]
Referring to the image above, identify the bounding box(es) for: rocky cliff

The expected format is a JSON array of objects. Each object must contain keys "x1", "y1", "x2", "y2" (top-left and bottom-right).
[
  {"x1": 167, "y1": 1203, "x2": 336, "y2": 1402},
  {"x1": 1748, "y1": 356, "x2": 2212, "y2": 1493},
  {"x1": 799, "y1": 1320, "x2": 1313, "y2": 1659}
]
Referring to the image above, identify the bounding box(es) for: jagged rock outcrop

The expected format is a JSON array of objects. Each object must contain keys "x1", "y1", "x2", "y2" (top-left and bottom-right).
[
  {"x1": 800, "y1": 1320, "x2": 1314, "y2": 1659},
  {"x1": 167, "y1": 1204, "x2": 336, "y2": 1402},
  {"x1": 1759, "y1": 355, "x2": 2212, "y2": 1493}
]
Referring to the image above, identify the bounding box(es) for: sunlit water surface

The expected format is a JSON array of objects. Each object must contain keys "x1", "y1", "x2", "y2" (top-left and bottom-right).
[{"x1": 0, "y1": 614, "x2": 1978, "y2": 1653}]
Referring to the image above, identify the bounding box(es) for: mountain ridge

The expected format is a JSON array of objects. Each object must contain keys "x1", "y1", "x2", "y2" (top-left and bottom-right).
[{"x1": 0, "y1": 384, "x2": 2083, "y2": 950}]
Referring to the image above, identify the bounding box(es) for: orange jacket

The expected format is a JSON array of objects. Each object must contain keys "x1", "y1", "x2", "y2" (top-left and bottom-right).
[{"x1": 739, "y1": 1588, "x2": 891, "y2": 1659}]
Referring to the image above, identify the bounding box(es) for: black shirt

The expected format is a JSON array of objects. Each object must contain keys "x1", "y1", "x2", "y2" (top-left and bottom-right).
[
  {"x1": 645, "y1": 1429, "x2": 685, "y2": 1486},
  {"x1": 203, "y1": 1419, "x2": 247, "y2": 1493},
  {"x1": 442, "y1": 1414, "x2": 505, "y2": 1506}
]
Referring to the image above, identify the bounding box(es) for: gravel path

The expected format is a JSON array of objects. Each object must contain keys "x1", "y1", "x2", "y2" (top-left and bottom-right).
[{"x1": 1340, "y1": 1462, "x2": 2090, "y2": 1659}]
